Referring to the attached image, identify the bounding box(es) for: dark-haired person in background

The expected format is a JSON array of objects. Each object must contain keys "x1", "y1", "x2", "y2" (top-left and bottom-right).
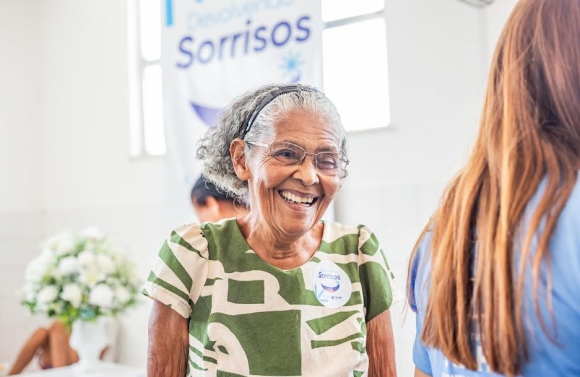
[{"x1": 190, "y1": 175, "x2": 248, "y2": 223}]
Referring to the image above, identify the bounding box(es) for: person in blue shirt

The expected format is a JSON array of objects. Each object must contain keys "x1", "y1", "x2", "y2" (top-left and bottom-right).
[{"x1": 408, "y1": 0, "x2": 580, "y2": 376}]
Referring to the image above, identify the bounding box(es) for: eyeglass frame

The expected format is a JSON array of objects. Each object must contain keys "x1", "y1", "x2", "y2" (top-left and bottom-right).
[{"x1": 245, "y1": 140, "x2": 349, "y2": 178}]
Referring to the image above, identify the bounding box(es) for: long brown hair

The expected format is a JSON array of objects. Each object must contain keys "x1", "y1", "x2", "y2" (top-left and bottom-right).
[{"x1": 409, "y1": 0, "x2": 580, "y2": 375}]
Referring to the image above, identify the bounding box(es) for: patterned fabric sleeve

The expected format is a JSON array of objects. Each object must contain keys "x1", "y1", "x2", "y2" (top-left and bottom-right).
[
  {"x1": 357, "y1": 225, "x2": 402, "y2": 322},
  {"x1": 142, "y1": 222, "x2": 209, "y2": 318}
]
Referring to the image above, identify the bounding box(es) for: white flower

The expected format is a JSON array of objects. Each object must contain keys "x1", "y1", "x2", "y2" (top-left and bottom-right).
[
  {"x1": 58, "y1": 256, "x2": 80, "y2": 276},
  {"x1": 46, "y1": 266, "x2": 63, "y2": 282},
  {"x1": 61, "y1": 284, "x2": 83, "y2": 308},
  {"x1": 26, "y1": 285, "x2": 38, "y2": 302},
  {"x1": 80, "y1": 226, "x2": 104, "y2": 241},
  {"x1": 83, "y1": 241, "x2": 96, "y2": 252},
  {"x1": 44, "y1": 233, "x2": 63, "y2": 251},
  {"x1": 96, "y1": 254, "x2": 116, "y2": 275},
  {"x1": 77, "y1": 250, "x2": 96, "y2": 267},
  {"x1": 46, "y1": 232, "x2": 76, "y2": 256},
  {"x1": 21, "y1": 229, "x2": 139, "y2": 321},
  {"x1": 114, "y1": 286, "x2": 132, "y2": 304},
  {"x1": 89, "y1": 284, "x2": 114, "y2": 309},
  {"x1": 37, "y1": 285, "x2": 58, "y2": 305},
  {"x1": 79, "y1": 268, "x2": 100, "y2": 287},
  {"x1": 17, "y1": 282, "x2": 37, "y2": 302},
  {"x1": 25, "y1": 251, "x2": 53, "y2": 282}
]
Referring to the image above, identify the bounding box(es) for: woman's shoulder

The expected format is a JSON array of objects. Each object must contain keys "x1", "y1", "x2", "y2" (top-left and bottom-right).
[
  {"x1": 547, "y1": 173, "x2": 580, "y2": 264},
  {"x1": 528, "y1": 172, "x2": 580, "y2": 241},
  {"x1": 173, "y1": 221, "x2": 203, "y2": 238},
  {"x1": 167, "y1": 222, "x2": 210, "y2": 256},
  {"x1": 172, "y1": 219, "x2": 240, "y2": 250},
  {"x1": 560, "y1": 172, "x2": 580, "y2": 221},
  {"x1": 198, "y1": 217, "x2": 244, "y2": 240},
  {"x1": 173, "y1": 218, "x2": 239, "y2": 238},
  {"x1": 322, "y1": 222, "x2": 380, "y2": 250},
  {"x1": 322, "y1": 221, "x2": 386, "y2": 258},
  {"x1": 322, "y1": 221, "x2": 377, "y2": 239}
]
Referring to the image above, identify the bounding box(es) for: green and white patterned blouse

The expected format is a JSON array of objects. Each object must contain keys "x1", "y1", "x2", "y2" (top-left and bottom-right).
[{"x1": 143, "y1": 219, "x2": 399, "y2": 377}]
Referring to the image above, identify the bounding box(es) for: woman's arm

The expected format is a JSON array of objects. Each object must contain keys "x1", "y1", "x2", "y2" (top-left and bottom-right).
[
  {"x1": 367, "y1": 309, "x2": 397, "y2": 377},
  {"x1": 148, "y1": 301, "x2": 189, "y2": 377},
  {"x1": 8, "y1": 327, "x2": 49, "y2": 374}
]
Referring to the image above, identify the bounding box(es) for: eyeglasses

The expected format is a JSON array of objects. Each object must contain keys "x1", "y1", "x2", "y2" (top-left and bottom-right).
[{"x1": 246, "y1": 141, "x2": 349, "y2": 178}]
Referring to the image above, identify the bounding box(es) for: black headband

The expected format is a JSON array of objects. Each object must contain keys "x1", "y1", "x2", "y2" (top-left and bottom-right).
[{"x1": 241, "y1": 85, "x2": 318, "y2": 139}]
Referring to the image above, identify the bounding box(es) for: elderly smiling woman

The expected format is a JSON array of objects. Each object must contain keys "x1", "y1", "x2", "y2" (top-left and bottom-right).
[{"x1": 144, "y1": 84, "x2": 399, "y2": 377}]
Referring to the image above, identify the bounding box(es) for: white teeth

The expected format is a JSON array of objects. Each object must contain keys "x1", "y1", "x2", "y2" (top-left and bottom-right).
[{"x1": 281, "y1": 191, "x2": 314, "y2": 205}]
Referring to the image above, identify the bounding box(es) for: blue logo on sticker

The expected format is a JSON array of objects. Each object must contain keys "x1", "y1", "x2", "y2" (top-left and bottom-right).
[
  {"x1": 321, "y1": 283, "x2": 340, "y2": 293},
  {"x1": 313, "y1": 260, "x2": 352, "y2": 309}
]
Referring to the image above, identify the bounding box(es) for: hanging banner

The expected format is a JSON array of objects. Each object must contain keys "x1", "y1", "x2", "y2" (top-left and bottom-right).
[{"x1": 161, "y1": 0, "x2": 323, "y2": 224}]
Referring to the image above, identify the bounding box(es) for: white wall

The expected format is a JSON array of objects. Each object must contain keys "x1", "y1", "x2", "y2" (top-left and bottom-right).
[
  {"x1": 0, "y1": 0, "x2": 41, "y2": 213},
  {"x1": 38, "y1": 0, "x2": 167, "y2": 212},
  {"x1": 0, "y1": 0, "x2": 46, "y2": 366},
  {"x1": 37, "y1": 0, "x2": 169, "y2": 367},
  {"x1": 0, "y1": 0, "x2": 170, "y2": 369},
  {"x1": 335, "y1": 1, "x2": 493, "y2": 376},
  {"x1": 485, "y1": 0, "x2": 520, "y2": 61},
  {"x1": 0, "y1": 0, "x2": 521, "y2": 373}
]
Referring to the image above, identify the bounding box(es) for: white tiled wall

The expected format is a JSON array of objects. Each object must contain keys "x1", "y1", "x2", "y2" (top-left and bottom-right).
[
  {"x1": 0, "y1": 0, "x2": 43, "y2": 367},
  {"x1": 0, "y1": 210, "x2": 47, "y2": 366}
]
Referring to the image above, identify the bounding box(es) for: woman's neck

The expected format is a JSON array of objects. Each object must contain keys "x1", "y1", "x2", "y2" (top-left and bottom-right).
[{"x1": 237, "y1": 215, "x2": 323, "y2": 270}]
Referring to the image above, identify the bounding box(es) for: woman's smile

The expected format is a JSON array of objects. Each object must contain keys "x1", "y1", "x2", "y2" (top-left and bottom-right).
[{"x1": 278, "y1": 189, "x2": 319, "y2": 207}]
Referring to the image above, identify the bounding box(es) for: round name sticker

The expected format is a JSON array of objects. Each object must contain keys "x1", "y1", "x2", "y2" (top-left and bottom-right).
[{"x1": 313, "y1": 260, "x2": 352, "y2": 309}]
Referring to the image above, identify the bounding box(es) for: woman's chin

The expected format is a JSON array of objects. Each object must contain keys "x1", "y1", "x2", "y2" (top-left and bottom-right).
[{"x1": 277, "y1": 218, "x2": 323, "y2": 239}]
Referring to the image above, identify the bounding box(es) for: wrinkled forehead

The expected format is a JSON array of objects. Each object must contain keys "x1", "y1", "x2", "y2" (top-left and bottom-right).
[{"x1": 266, "y1": 110, "x2": 344, "y2": 147}]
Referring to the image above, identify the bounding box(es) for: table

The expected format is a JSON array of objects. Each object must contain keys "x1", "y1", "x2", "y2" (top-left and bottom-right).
[{"x1": 16, "y1": 361, "x2": 145, "y2": 377}]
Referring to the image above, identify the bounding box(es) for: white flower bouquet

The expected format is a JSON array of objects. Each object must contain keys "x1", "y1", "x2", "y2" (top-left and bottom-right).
[{"x1": 20, "y1": 227, "x2": 141, "y2": 328}]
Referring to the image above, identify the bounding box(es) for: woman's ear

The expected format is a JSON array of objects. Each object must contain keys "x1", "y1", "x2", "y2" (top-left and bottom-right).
[{"x1": 230, "y1": 138, "x2": 251, "y2": 181}]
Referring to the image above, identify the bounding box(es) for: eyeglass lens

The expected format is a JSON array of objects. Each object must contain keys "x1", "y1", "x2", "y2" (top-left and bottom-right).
[{"x1": 269, "y1": 142, "x2": 345, "y2": 175}]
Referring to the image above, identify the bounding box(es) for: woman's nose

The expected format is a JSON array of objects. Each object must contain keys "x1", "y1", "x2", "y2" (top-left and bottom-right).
[{"x1": 293, "y1": 155, "x2": 320, "y2": 186}]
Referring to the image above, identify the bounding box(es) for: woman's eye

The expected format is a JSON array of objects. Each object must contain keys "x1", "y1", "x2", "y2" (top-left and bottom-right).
[
  {"x1": 316, "y1": 154, "x2": 338, "y2": 169},
  {"x1": 274, "y1": 149, "x2": 300, "y2": 161},
  {"x1": 317, "y1": 162, "x2": 337, "y2": 170}
]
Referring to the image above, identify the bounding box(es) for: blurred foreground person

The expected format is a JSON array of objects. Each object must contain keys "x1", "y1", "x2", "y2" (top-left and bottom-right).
[{"x1": 409, "y1": 0, "x2": 580, "y2": 376}]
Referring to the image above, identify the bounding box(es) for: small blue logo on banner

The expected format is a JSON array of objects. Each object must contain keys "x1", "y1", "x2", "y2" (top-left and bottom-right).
[{"x1": 280, "y1": 51, "x2": 304, "y2": 83}]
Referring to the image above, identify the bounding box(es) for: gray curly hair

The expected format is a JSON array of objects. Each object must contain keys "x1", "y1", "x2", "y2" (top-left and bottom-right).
[{"x1": 196, "y1": 83, "x2": 347, "y2": 204}]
